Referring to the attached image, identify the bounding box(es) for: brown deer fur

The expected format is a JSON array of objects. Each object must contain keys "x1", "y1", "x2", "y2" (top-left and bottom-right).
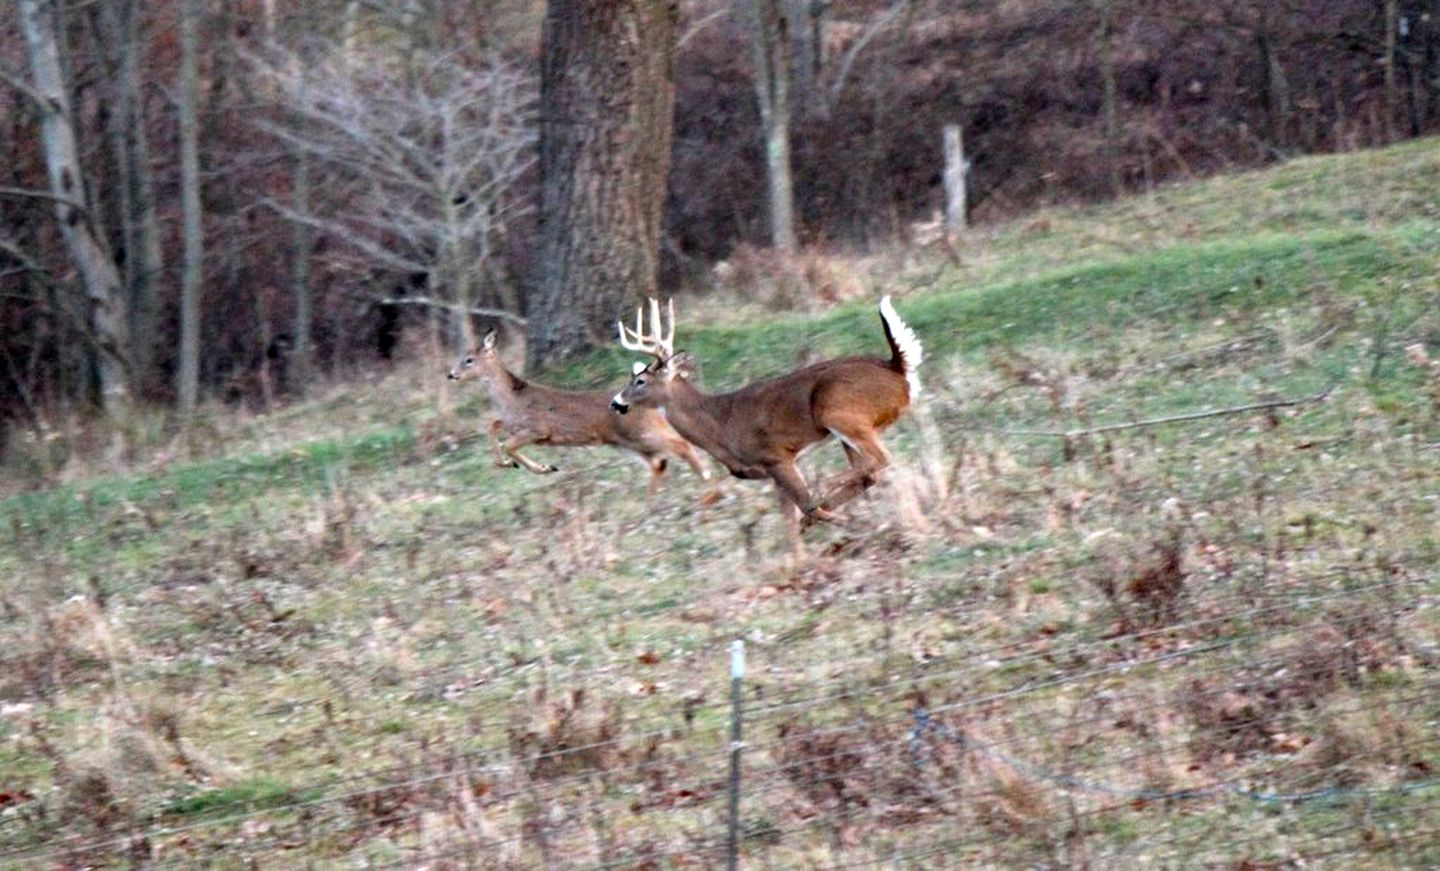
[
  {"x1": 611, "y1": 297, "x2": 922, "y2": 527},
  {"x1": 449, "y1": 331, "x2": 710, "y2": 494}
]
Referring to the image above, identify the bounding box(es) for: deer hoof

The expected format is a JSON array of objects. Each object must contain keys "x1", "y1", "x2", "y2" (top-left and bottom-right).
[
  {"x1": 542, "y1": 464, "x2": 560, "y2": 473},
  {"x1": 800, "y1": 506, "x2": 840, "y2": 530}
]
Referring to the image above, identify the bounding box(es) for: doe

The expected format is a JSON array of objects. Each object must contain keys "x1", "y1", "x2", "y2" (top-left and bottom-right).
[{"x1": 450, "y1": 331, "x2": 710, "y2": 494}]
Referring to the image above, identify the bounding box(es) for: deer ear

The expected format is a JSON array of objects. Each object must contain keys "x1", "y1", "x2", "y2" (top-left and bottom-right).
[
  {"x1": 482, "y1": 330, "x2": 498, "y2": 350},
  {"x1": 665, "y1": 352, "x2": 696, "y2": 381}
]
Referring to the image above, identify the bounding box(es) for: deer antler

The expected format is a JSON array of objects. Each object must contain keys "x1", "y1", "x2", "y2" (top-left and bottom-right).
[{"x1": 616, "y1": 298, "x2": 675, "y2": 361}]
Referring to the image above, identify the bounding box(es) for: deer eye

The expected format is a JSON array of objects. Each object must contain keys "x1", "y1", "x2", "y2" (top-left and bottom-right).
[
  {"x1": 464, "y1": 357, "x2": 474, "y2": 366},
  {"x1": 634, "y1": 376, "x2": 647, "y2": 386}
]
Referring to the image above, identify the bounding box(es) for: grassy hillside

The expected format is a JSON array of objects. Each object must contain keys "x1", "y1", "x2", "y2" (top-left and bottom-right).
[{"x1": 2, "y1": 140, "x2": 1438, "y2": 867}]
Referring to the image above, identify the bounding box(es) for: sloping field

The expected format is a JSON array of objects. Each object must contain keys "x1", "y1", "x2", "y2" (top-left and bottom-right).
[{"x1": 2, "y1": 139, "x2": 1439, "y2": 867}]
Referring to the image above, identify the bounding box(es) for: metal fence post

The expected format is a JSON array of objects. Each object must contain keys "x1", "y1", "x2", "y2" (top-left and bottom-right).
[{"x1": 726, "y1": 639, "x2": 745, "y2": 871}]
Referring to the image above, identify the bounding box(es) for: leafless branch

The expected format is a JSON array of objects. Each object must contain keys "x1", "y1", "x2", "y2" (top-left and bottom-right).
[
  {"x1": 827, "y1": 0, "x2": 912, "y2": 109},
  {"x1": 0, "y1": 185, "x2": 89, "y2": 213},
  {"x1": 261, "y1": 198, "x2": 429, "y2": 273},
  {"x1": 0, "y1": 289, "x2": 109, "y2": 354},
  {"x1": 372, "y1": 295, "x2": 526, "y2": 326},
  {"x1": 678, "y1": 7, "x2": 729, "y2": 49},
  {"x1": 0, "y1": 236, "x2": 51, "y2": 277},
  {"x1": 252, "y1": 49, "x2": 535, "y2": 320},
  {"x1": 0, "y1": 64, "x2": 57, "y2": 111}
]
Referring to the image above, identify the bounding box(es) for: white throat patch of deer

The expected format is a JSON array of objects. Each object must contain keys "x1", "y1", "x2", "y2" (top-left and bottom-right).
[
  {"x1": 449, "y1": 330, "x2": 710, "y2": 493},
  {"x1": 613, "y1": 296, "x2": 923, "y2": 530}
]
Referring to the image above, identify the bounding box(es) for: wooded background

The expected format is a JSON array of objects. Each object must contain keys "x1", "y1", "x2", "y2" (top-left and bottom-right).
[{"x1": 1, "y1": 0, "x2": 1436, "y2": 435}]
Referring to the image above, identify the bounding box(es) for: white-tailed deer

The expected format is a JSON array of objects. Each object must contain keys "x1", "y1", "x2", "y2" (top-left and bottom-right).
[
  {"x1": 611, "y1": 296, "x2": 922, "y2": 528},
  {"x1": 449, "y1": 331, "x2": 710, "y2": 494}
]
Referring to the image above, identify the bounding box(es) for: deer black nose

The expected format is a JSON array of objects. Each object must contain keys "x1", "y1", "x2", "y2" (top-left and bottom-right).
[
  {"x1": 611, "y1": 399, "x2": 628, "y2": 414},
  {"x1": 447, "y1": 371, "x2": 458, "y2": 380}
]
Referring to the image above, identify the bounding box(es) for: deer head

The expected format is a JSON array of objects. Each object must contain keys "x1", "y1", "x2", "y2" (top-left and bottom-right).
[
  {"x1": 611, "y1": 299, "x2": 692, "y2": 414},
  {"x1": 447, "y1": 330, "x2": 499, "y2": 381}
]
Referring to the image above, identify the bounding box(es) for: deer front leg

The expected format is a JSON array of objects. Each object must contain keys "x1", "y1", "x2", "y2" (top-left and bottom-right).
[
  {"x1": 674, "y1": 442, "x2": 712, "y2": 483},
  {"x1": 489, "y1": 420, "x2": 514, "y2": 468},
  {"x1": 502, "y1": 432, "x2": 559, "y2": 474},
  {"x1": 645, "y1": 455, "x2": 668, "y2": 497},
  {"x1": 671, "y1": 442, "x2": 723, "y2": 505}
]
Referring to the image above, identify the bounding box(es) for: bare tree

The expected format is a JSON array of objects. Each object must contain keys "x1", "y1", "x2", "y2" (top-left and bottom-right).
[
  {"x1": 259, "y1": 50, "x2": 536, "y2": 347},
  {"x1": 12, "y1": 0, "x2": 131, "y2": 414},
  {"x1": 525, "y1": 0, "x2": 679, "y2": 368}
]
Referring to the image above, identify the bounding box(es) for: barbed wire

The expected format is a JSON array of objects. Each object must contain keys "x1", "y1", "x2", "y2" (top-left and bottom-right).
[
  {"x1": 3, "y1": 416, "x2": 1435, "y2": 867},
  {"x1": 4, "y1": 573, "x2": 1429, "y2": 863},
  {"x1": 909, "y1": 708, "x2": 1440, "y2": 806},
  {"x1": 6, "y1": 572, "x2": 1413, "y2": 848},
  {"x1": 70, "y1": 560, "x2": 1421, "y2": 765},
  {"x1": 12, "y1": 646, "x2": 1431, "y2": 867}
]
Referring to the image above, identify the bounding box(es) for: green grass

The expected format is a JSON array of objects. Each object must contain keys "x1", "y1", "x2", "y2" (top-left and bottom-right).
[
  {"x1": 2, "y1": 139, "x2": 1439, "y2": 867},
  {"x1": 163, "y1": 778, "x2": 325, "y2": 821}
]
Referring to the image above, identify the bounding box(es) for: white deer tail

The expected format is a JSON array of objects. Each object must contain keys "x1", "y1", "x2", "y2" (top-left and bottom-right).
[{"x1": 879, "y1": 295, "x2": 923, "y2": 398}]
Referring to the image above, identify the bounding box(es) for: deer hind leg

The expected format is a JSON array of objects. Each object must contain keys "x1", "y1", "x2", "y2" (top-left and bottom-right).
[
  {"x1": 778, "y1": 490, "x2": 806, "y2": 561},
  {"x1": 503, "y1": 432, "x2": 559, "y2": 474},
  {"x1": 766, "y1": 458, "x2": 838, "y2": 528},
  {"x1": 820, "y1": 426, "x2": 892, "y2": 512}
]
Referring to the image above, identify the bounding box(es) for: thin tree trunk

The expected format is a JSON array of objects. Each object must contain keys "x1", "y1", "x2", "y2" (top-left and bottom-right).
[
  {"x1": 342, "y1": 0, "x2": 361, "y2": 61},
  {"x1": 1254, "y1": 0, "x2": 1290, "y2": 151},
  {"x1": 290, "y1": 148, "x2": 313, "y2": 394},
  {"x1": 99, "y1": 0, "x2": 165, "y2": 396},
  {"x1": 1382, "y1": 0, "x2": 1398, "y2": 142},
  {"x1": 18, "y1": 0, "x2": 131, "y2": 414},
  {"x1": 1098, "y1": 0, "x2": 1121, "y2": 196},
  {"x1": 942, "y1": 123, "x2": 967, "y2": 235},
  {"x1": 744, "y1": 0, "x2": 798, "y2": 252},
  {"x1": 178, "y1": 0, "x2": 204, "y2": 413},
  {"x1": 527, "y1": 0, "x2": 679, "y2": 369},
  {"x1": 1426, "y1": 12, "x2": 1440, "y2": 124},
  {"x1": 1401, "y1": 7, "x2": 1421, "y2": 136},
  {"x1": 789, "y1": 0, "x2": 823, "y2": 108}
]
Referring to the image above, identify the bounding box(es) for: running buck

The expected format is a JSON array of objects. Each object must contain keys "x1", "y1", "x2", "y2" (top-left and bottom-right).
[
  {"x1": 449, "y1": 331, "x2": 710, "y2": 494},
  {"x1": 611, "y1": 296, "x2": 922, "y2": 528}
]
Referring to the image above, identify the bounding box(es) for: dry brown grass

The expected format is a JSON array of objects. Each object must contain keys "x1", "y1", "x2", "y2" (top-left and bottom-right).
[{"x1": 3, "y1": 142, "x2": 1440, "y2": 867}]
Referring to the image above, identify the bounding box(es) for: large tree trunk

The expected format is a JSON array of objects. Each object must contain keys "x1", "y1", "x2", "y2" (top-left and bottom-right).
[
  {"x1": 18, "y1": 0, "x2": 131, "y2": 414},
  {"x1": 177, "y1": 0, "x2": 204, "y2": 413},
  {"x1": 526, "y1": 0, "x2": 679, "y2": 369},
  {"x1": 744, "y1": 0, "x2": 798, "y2": 252}
]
